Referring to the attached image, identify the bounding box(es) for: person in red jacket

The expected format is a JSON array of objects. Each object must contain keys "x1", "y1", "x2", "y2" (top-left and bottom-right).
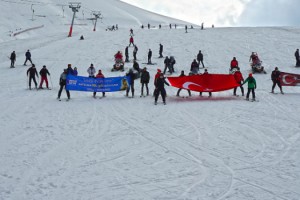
[
  {"x1": 93, "y1": 70, "x2": 105, "y2": 98},
  {"x1": 230, "y1": 57, "x2": 239, "y2": 69},
  {"x1": 233, "y1": 67, "x2": 244, "y2": 96},
  {"x1": 39, "y1": 65, "x2": 50, "y2": 89},
  {"x1": 129, "y1": 36, "x2": 134, "y2": 46},
  {"x1": 153, "y1": 69, "x2": 162, "y2": 96}
]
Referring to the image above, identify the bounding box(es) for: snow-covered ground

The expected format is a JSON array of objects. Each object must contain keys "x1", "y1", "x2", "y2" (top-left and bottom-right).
[{"x1": 0, "y1": 0, "x2": 300, "y2": 200}]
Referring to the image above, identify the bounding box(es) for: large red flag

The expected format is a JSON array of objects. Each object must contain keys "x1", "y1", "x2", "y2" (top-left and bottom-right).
[
  {"x1": 280, "y1": 72, "x2": 300, "y2": 86},
  {"x1": 167, "y1": 74, "x2": 240, "y2": 92}
]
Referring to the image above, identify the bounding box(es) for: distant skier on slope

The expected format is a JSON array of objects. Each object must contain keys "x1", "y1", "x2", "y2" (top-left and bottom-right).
[
  {"x1": 148, "y1": 49, "x2": 152, "y2": 64},
  {"x1": 159, "y1": 43, "x2": 163, "y2": 58},
  {"x1": 27, "y1": 64, "x2": 38, "y2": 90},
  {"x1": 23, "y1": 49, "x2": 33, "y2": 66},
  {"x1": 295, "y1": 49, "x2": 300, "y2": 67},
  {"x1": 39, "y1": 65, "x2": 50, "y2": 89},
  {"x1": 10, "y1": 51, "x2": 16, "y2": 68}
]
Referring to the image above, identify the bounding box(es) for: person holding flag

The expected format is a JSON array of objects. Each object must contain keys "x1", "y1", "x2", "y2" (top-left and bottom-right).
[{"x1": 271, "y1": 67, "x2": 284, "y2": 94}]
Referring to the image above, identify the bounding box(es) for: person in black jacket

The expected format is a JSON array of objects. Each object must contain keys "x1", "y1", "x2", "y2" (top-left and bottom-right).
[
  {"x1": 125, "y1": 46, "x2": 129, "y2": 62},
  {"x1": 154, "y1": 73, "x2": 169, "y2": 105},
  {"x1": 197, "y1": 50, "x2": 205, "y2": 68},
  {"x1": 295, "y1": 49, "x2": 300, "y2": 67},
  {"x1": 10, "y1": 51, "x2": 16, "y2": 68},
  {"x1": 271, "y1": 67, "x2": 283, "y2": 94},
  {"x1": 148, "y1": 49, "x2": 152, "y2": 64},
  {"x1": 23, "y1": 50, "x2": 33, "y2": 66},
  {"x1": 140, "y1": 67, "x2": 150, "y2": 97},
  {"x1": 39, "y1": 65, "x2": 50, "y2": 89},
  {"x1": 176, "y1": 70, "x2": 191, "y2": 97},
  {"x1": 159, "y1": 44, "x2": 163, "y2": 58},
  {"x1": 163, "y1": 56, "x2": 170, "y2": 74},
  {"x1": 57, "y1": 69, "x2": 70, "y2": 100},
  {"x1": 27, "y1": 64, "x2": 38, "y2": 90},
  {"x1": 190, "y1": 59, "x2": 199, "y2": 74},
  {"x1": 126, "y1": 69, "x2": 135, "y2": 97},
  {"x1": 133, "y1": 60, "x2": 140, "y2": 72}
]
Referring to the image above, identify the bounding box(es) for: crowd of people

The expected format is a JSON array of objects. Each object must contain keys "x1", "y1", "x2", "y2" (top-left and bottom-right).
[{"x1": 8, "y1": 26, "x2": 299, "y2": 104}]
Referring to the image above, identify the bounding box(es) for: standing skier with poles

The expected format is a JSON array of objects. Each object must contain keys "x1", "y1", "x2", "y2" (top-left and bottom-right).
[
  {"x1": 39, "y1": 65, "x2": 51, "y2": 89},
  {"x1": 57, "y1": 69, "x2": 70, "y2": 101},
  {"x1": 26, "y1": 64, "x2": 38, "y2": 90}
]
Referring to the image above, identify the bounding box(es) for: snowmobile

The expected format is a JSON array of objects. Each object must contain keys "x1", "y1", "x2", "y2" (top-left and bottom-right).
[
  {"x1": 111, "y1": 58, "x2": 124, "y2": 71},
  {"x1": 250, "y1": 53, "x2": 266, "y2": 74}
]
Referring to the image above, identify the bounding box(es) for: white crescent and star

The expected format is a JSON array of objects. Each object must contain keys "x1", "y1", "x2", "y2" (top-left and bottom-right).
[
  {"x1": 182, "y1": 82, "x2": 202, "y2": 89},
  {"x1": 282, "y1": 74, "x2": 296, "y2": 85}
]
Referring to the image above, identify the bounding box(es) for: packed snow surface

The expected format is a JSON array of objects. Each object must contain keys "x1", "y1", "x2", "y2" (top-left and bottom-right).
[{"x1": 0, "y1": 0, "x2": 300, "y2": 200}]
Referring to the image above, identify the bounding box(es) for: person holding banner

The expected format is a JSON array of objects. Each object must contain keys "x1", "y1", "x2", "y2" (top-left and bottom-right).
[
  {"x1": 126, "y1": 69, "x2": 135, "y2": 97},
  {"x1": 57, "y1": 69, "x2": 70, "y2": 100},
  {"x1": 295, "y1": 49, "x2": 300, "y2": 67},
  {"x1": 176, "y1": 70, "x2": 191, "y2": 97},
  {"x1": 243, "y1": 73, "x2": 256, "y2": 101},
  {"x1": 233, "y1": 67, "x2": 244, "y2": 96},
  {"x1": 271, "y1": 67, "x2": 284, "y2": 94},
  {"x1": 93, "y1": 70, "x2": 105, "y2": 98},
  {"x1": 154, "y1": 73, "x2": 169, "y2": 105},
  {"x1": 87, "y1": 64, "x2": 96, "y2": 78},
  {"x1": 200, "y1": 69, "x2": 212, "y2": 97}
]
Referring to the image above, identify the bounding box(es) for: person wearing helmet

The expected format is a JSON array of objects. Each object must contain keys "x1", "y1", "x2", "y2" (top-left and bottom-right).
[
  {"x1": 271, "y1": 67, "x2": 283, "y2": 94},
  {"x1": 243, "y1": 73, "x2": 256, "y2": 101},
  {"x1": 230, "y1": 57, "x2": 239, "y2": 69}
]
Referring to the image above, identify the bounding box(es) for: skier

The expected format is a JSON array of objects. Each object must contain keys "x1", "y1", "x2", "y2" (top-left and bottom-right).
[
  {"x1": 197, "y1": 50, "x2": 205, "y2": 68},
  {"x1": 271, "y1": 67, "x2": 284, "y2": 94},
  {"x1": 133, "y1": 60, "x2": 140, "y2": 72},
  {"x1": 73, "y1": 67, "x2": 78, "y2": 76},
  {"x1": 87, "y1": 63, "x2": 96, "y2": 77},
  {"x1": 93, "y1": 70, "x2": 105, "y2": 98},
  {"x1": 190, "y1": 59, "x2": 199, "y2": 74},
  {"x1": 153, "y1": 69, "x2": 161, "y2": 96},
  {"x1": 80, "y1": 35, "x2": 84, "y2": 40},
  {"x1": 201, "y1": 22, "x2": 204, "y2": 30},
  {"x1": 67, "y1": 64, "x2": 74, "y2": 75},
  {"x1": 130, "y1": 28, "x2": 133, "y2": 36},
  {"x1": 199, "y1": 69, "x2": 212, "y2": 97},
  {"x1": 169, "y1": 23, "x2": 172, "y2": 29},
  {"x1": 39, "y1": 65, "x2": 50, "y2": 89},
  {"x1": 125, "y1": 46, "x2": 129, "y2": 62},
  {"x1": 133, "y1": 45, "x2": 138, "y2": 61},
  {"x1": 154, "y1": 73, "x2": 170, "y2": 105},
  {"x1": 185, "y1": 25, "x2": 188, "y2": 33},
  {"x1": 233, "y1": 67, "x2": 244, "y2": 96},
  {"x1": 295, "y1": 49, "x2": 300, "y2": 67},
  {"x1": 243, "y1": 73, "x2": 256, "y2": 101},
  {"x1": 230, "y1": 57, "x2": 239, "y2": 70},
  {"x1": 169, "y1": 56, "x2": 176, "y2": 73},
  {"x1": 163, "y1": 56, "x2": 170, "y2": 74},
  {"x1": 159, "y1": 24, "x2": 161, "y2": 29},
  {"x1": 159, "y1": 43, "x2": 163, "y2": 58},
  {"x1": 57, "y1": 69, "x2": 70, "y2": 100},
  {"x1": 140, "y1": 67, "x2": 150, "y2": 97},
  {"x1": 148, "y1": 49, "x2": 152, "y2": 64},
  {"x1": 176, "y1": 70, "x2": 191, "y2": 97},
  {"x1": 126, "y1": 69, "x2": 135, "y2": 97},
  {"x1": 26, "y1": 64, "x2": 38, "y2": 90},
  {"x1": 147, "y1": 23, "x2": 150, "y2": 29},
  {"x1": 129, "y1": 36, "x2": 134, "y2": 46},
  {"x1": 10, "y1": 51, "x2": 16, "y2": 68},
  {"x1": 23, "y1": 49, "x2": 33, "y2": 66}
]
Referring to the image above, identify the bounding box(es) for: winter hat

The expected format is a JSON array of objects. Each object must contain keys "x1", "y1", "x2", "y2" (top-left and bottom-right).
[
  {"x1": 68, "y1": 64, "x2": 71, "y2": 67},
  {"x1": 157, "y1": 69, "x2": 161, "y2": 72},
  {"x1": 249, "y1": 73, "x2": 253, "y2": 77}
]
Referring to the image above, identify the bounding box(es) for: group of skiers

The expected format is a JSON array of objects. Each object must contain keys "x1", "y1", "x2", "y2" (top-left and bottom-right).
[{"x1": 26, "y1": 64, "x2": 51, "y2": 90}]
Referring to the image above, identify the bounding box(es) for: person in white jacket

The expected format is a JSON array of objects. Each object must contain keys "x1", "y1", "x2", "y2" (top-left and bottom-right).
[{"x1": 87, "y1": 63, "x2": 96, "y2": 77}]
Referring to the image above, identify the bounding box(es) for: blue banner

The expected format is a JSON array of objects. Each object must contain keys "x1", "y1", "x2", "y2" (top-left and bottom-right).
[{"x1": 66, "y1": 75, "x2": 131, "y2": 92}]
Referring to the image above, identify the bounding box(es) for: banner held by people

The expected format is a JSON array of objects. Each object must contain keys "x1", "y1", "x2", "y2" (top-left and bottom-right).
[
  {"x1": 167, "y1": 74, "x2": 240, "y2": 92},
  {"x1": 280, "y1": 72, "x2": 300, "y2": 86},
  {"x1": 66, "y1": 75, "x2": 131, "y2": 92}
]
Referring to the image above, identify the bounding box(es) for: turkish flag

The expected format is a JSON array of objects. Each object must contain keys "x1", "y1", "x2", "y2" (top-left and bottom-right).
[
  {"x1": 280, "y1": 72, "x2": 300, "y2": 86},
  {"x1": 167, "y1": 74, "x2": 240, "y2": 92}
]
